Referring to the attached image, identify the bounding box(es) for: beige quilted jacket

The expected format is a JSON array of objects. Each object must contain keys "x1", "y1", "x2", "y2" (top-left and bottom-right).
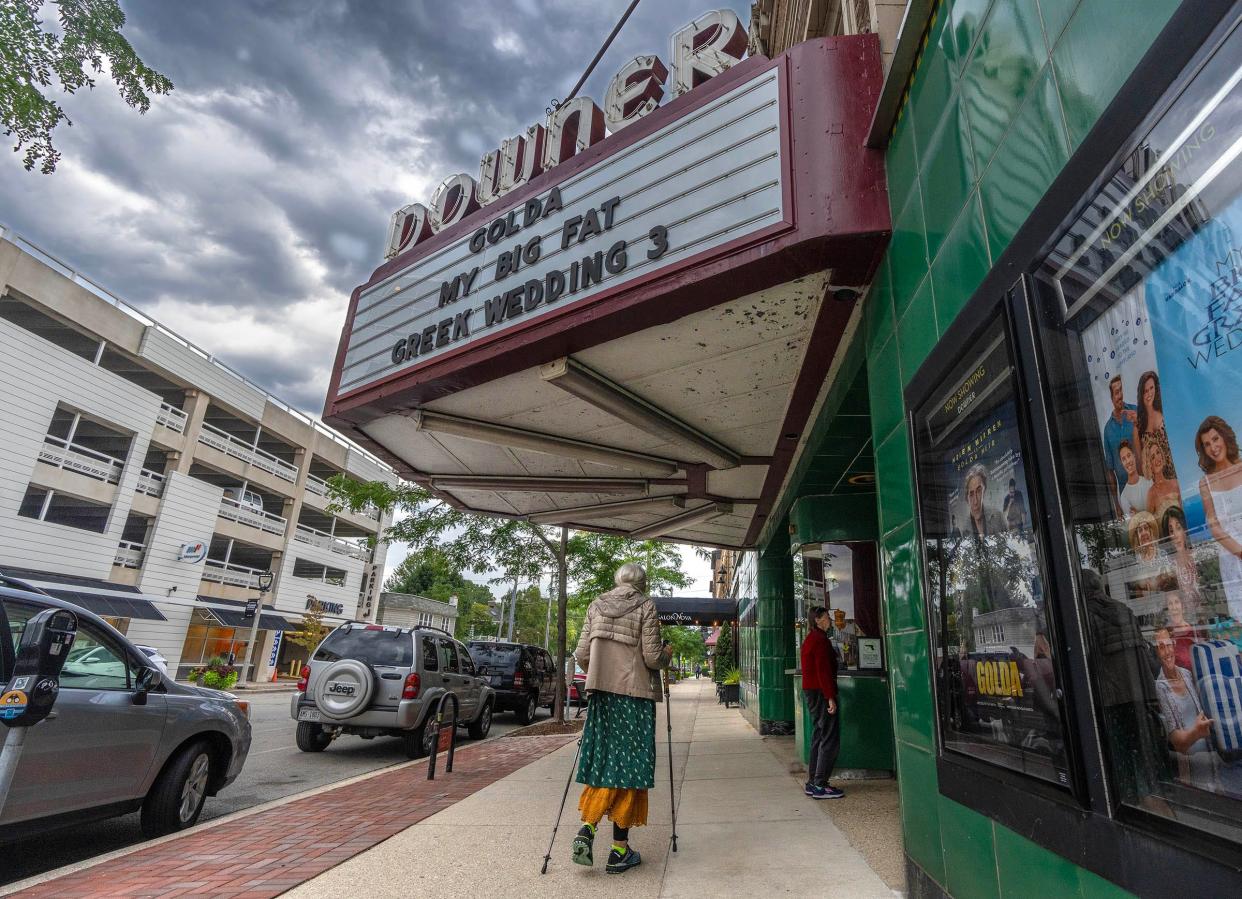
[{"x1": 573, "y1": 585, "x2": 671, "y2": 702}]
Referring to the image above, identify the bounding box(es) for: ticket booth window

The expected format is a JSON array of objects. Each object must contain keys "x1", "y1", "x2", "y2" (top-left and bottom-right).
[{"x1": 795, "y1": 541, "x2": 884, "y2": 672}]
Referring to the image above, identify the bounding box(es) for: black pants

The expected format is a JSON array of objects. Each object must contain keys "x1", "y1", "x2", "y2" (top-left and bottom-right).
[{"x1": 805, "y1": 689, "x2": 840, "y2": 787}]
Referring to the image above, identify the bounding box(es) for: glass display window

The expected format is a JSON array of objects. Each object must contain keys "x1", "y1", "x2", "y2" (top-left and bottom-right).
[
  {"x1": 911, "y1": 313, "x2": 1069, "y2": 787},
  {"x1": 1034, "y1": 18, "x2": 1242, "y2": 841}
]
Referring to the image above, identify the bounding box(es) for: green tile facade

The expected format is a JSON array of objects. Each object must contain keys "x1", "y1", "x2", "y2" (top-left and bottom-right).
[
  {"x1": 756, "y1": 523, "x2": 797, "y2": 730},
  {"x1": 866, "y1": 0, "x2": 1181, "y2": 893}
]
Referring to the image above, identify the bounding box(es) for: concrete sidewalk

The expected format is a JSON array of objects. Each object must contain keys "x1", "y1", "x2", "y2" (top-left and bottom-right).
[{"x1": 290, "y1": 679, "x2": 901, "y2": 898}]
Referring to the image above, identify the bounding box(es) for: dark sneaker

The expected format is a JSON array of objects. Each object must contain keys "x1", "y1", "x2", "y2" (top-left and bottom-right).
[
  {"x1": 571, "y1": 825, "x2": 595, "y2": 866},
  {"x1": 820, "y1": 785, "x2": 845, "y2": 800},
  {"x1": 606, "y1": 846, "x2": 642, "y2": 874},
  {"x1": 804, "y1": 782, "x2": 815, "y2": 796},
  {"x1": 807, "y1": 785, "x2": 829, "y2": 799}
]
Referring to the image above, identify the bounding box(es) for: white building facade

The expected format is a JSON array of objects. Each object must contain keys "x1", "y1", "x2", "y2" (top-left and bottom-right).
[{"x1": 0, "y1": 228, "x2": 396, "y2": 681}]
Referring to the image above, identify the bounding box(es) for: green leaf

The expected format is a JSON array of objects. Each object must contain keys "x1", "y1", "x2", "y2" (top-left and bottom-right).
[{"x1": 0, "y1": 0, "x2": 173, "y2": 173}]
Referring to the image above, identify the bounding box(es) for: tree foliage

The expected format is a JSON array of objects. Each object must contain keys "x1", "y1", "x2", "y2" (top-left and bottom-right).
[
  {"x1": 568, "y1": 533, "x2": 693, "y2": 600},
  {"x1": 1, "y1": 0, "x2": 173, "y2": 172},
  {"x1": 713, "y1": 623, "x2": 735, "y2": 682},
  {"x1": 383, "y1": 546, "x2": 496, "y2": 639},
  {"x1": 660, "y1": 625, "x2": 705, "y2": 672},
  {"x1": 327, "y1": 478, "x2": 696, "y2": 717},
  {"x1": 286, "y1": 607, "x2": 329, "y2": 653}
]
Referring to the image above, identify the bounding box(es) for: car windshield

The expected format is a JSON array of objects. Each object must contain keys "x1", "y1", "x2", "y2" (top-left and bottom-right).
[
  {"x1": 468, "y1": 644, "x2": 521, "y2": 667},
  {"x1": 314, "y1": 628, "x2": 412, "y2": 667}
]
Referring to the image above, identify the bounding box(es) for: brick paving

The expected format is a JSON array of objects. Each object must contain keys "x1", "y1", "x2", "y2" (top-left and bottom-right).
[{"x1": 12, "y1": 734, "x2": 575, "y2": 899}]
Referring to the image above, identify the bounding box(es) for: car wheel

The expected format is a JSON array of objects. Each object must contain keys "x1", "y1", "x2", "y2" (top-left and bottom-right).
[
  {"x1": 140, "y1": 740, "x2": 212, "y2": 838},
  {"x1": 468, "y1": 701, "x2": 493, "y2": 740},
  {"x1": 296, "y1": 721, "x2": 331, "y2": 752},
  {"x1": 516, "y1": 692, "x2": 538, "y2": 725},
  {"x1": 403, "y1": 717, "x2": 436, "y2": 759}
]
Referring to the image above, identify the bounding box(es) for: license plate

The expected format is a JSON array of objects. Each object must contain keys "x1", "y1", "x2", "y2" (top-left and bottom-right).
[
  {"x1": 490, "y1": 675, "x2": 502, "y2": 685},
  {"x1": 298, "y1": 708, "x2": 322, "y2": 722}
]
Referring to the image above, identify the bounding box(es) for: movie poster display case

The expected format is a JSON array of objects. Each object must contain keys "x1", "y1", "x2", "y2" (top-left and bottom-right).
[{"x1": 905, "y1": 6, "x2": 1242, "y2": 891}]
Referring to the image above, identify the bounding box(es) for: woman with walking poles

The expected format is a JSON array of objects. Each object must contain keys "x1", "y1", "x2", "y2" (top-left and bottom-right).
[
  {"x1": 568, "y1": 562, "x2": 672, "y2": 874},
  {"x1": 802, "y1": 605, "x2": 844, "y2": 799}
]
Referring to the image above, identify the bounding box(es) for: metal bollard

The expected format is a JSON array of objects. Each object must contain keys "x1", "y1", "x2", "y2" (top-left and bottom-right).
[{"x1": 426, "y1": 693, "x2": 459, "y2": 780}]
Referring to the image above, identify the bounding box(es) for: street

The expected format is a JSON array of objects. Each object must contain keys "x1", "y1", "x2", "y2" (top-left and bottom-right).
[{"x1": 0, "y1": 691, "x2": 528, "y2": 886}]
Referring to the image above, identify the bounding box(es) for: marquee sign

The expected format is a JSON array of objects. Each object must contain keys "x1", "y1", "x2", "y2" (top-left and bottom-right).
[{"x1": 337, "y1": 58, "x2": 785, "y2": 396}]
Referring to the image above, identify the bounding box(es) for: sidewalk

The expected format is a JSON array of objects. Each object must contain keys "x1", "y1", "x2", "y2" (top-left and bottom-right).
[
  {"x1": 8, "y1": 680, "x2": 902, "y2": 898},
  {"x1": 291, "y1": 679, "x2": 902, "y2": 898}
]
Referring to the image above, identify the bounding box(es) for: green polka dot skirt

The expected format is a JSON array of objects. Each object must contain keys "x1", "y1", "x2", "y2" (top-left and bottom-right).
[{"x1": 576, "y1": 690, "x2": 657, "y2": 789}]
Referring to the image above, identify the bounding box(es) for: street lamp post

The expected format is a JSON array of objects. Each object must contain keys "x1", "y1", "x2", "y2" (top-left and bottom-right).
[{"x1": 239, "y1": 570, "x2": 274, "y2": 687}]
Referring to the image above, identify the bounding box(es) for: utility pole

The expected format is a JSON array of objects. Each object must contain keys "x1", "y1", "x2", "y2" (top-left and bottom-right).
[
  {"x1": 506, "y1": 576, "x2": 518, "y2": 641},
  {"x1": 543, "y1": 571, "x2": 554, "y2": 650}
]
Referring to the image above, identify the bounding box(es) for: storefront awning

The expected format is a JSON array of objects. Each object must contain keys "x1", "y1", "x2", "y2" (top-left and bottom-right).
[
  {"x1": 654, "y1": 597, "x2": 738, "y2": 626},
  {"x1": 323, "y1": 36, "x2": 889, "y2": 550},
  {"x1": 196, "y1": 596, "x2": 296, "y2": 632},
  {"x1": 0, "y1": 566, "x2": 168, "y2": 621}
]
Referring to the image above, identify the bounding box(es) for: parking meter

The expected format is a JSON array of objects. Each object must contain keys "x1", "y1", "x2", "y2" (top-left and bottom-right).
[
  {"x1": 1, "y1": 608, "x2": 78, "y2": 727},
  {"x1": 0, "y1": 608, "x2": 77, "y2": 817}
]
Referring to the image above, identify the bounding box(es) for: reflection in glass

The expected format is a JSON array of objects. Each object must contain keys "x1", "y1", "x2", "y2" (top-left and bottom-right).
[
  {"x1": 914, "y1": 318, "x2": 1067, "y2": 786},
  {"x1": 1038, "y1": 19, "x2": 1242, "y2": 841}
]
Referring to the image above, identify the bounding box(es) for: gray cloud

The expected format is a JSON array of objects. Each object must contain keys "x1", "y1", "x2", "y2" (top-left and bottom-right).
[{"x1": 0, "y1": 0, "x2": 750, "y2": 416}]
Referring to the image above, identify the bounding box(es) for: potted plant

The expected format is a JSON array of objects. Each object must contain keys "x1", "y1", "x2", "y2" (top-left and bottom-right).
[
  {"x1": 188, "y1": 655, "x2": 239, "y2": 690},
  {"x1": 720, "y1": 667, "x2": 741, "y2": 708}
]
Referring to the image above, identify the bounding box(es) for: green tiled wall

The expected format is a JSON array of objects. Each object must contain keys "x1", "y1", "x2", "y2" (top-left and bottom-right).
[
  {"x1": 756, "y1": 524, "x2": 796, "y2": 726},
  {"x1": 866, "y1": 0, "x2": 1178, "y2": 893},
  {"x1": 736, "y1": 552, "x2": 759, "y2": 729}
]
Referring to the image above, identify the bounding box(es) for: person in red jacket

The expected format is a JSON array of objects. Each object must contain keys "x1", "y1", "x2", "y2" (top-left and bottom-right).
[{"x1": 801, "y1": 605, "x2": 843, "y2": 799}]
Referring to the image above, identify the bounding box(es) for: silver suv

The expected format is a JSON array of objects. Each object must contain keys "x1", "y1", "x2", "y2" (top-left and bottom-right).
[
  {"x1": 290, "y1": 623, "x2": 495, "y2": 758},
  {"x1": 0, "y1": 581, "x2": 252, "y2": 840}
]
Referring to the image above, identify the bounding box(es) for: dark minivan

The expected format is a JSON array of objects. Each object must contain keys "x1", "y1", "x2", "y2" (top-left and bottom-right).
[{"x1": 467, "y1": 641, "x2": 556, "y2": 724}]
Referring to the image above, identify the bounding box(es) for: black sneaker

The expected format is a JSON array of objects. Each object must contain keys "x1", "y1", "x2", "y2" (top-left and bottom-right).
[
  {"x1": 571, "y1": 825, "x2": 595, "y2": 866},
  {"x1": 606, "y1": 846, "x2": 642, "y2": 874}
]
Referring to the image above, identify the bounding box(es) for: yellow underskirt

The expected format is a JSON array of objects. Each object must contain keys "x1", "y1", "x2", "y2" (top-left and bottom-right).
[{"x1": 578, "y1": 786, "x2": 649, "y2": 829}]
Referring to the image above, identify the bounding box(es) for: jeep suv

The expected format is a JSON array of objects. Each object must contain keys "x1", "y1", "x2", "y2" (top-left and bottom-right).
[
  {"x1": 467, "y1": 641, "x2": 556, "y2": 724},
  {"x1": 291, "y1": 623, "x2": 495, "y2": 758}
]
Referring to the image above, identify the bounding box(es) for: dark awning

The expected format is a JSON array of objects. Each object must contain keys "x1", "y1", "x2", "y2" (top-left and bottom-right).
[
  {"x1": 196, "y1": 596, "x2": 295, "y2": 632},
  {"x1": 0, "y1": 566, "x2": 167, "y2": 621},
  {"x1": 653, "y1": 597, "x2": 738, "y2": 626}
]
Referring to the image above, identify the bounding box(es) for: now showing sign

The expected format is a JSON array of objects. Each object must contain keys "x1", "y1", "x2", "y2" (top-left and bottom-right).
[{"x1": 338, "y1": 63, "x2": 784, "y2": 395}]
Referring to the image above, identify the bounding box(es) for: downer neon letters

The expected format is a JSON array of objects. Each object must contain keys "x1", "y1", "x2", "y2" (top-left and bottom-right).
[{"x1": 382, "y1": 9, "x2": 748, "y2": 260}]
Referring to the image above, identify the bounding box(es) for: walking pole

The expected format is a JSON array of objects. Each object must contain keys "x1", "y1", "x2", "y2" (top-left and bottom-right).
[
  {"x1": 664, "y1": 669, "x2": 678, "y2": 853},
  {"x1": 540, "y1": 738, "x2": 582, "y2": 874}
]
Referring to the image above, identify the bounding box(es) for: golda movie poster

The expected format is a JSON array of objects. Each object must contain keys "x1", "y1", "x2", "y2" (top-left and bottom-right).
[{"x1": 920, "y1": 327, "x2": 1041, "y2": 611}]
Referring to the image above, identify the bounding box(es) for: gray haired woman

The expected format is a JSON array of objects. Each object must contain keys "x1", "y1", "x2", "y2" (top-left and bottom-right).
[{"x1": 570, "y1": 562, "x2": 671, "y2": 874}]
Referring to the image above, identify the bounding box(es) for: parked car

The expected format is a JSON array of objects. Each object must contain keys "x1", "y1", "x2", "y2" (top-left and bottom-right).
[
  {"x1": 291, "y1": 623, "x2": 495, "y2": 758},
  {"x1": 568, "y1": 663, "x2": 587, "y2": 707},
  {"x1": 222, "y1": 486, "x2": 264, "y2": 512},
  {"x1": 136, "y1": 644, "x2": 169, "y2": 674},
  {"x1": 0, "y1": 578, "x2": 253, "y2": 840},
  {"x1": 467, "y1": 641, "x2": 556, "y2": 724}
]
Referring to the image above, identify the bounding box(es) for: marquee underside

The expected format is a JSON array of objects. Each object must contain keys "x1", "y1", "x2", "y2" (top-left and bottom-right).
[{"x1": 360, "y1": 272, "x2": 829, "y2": 547}]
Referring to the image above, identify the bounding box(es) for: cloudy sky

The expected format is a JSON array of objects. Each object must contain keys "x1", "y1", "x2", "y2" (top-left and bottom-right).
[{"x1": 0, "y1": 0, "x2": 751, "y2": 593}]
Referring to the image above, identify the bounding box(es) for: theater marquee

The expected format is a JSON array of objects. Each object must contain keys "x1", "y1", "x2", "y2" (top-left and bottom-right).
[{"x1": 337, "y1": 64, "x2": 785, "y2": 396}]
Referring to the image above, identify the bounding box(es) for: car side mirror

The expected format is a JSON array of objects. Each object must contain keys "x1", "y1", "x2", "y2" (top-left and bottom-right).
[{"x1": 133, "y1": 665, "x2": 161, "y2": 705}]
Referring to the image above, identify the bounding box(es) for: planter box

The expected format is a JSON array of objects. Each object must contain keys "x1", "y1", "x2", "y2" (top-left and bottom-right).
[{"x1": 721, "y1": 683, "x2": 739, "y2": 708}]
